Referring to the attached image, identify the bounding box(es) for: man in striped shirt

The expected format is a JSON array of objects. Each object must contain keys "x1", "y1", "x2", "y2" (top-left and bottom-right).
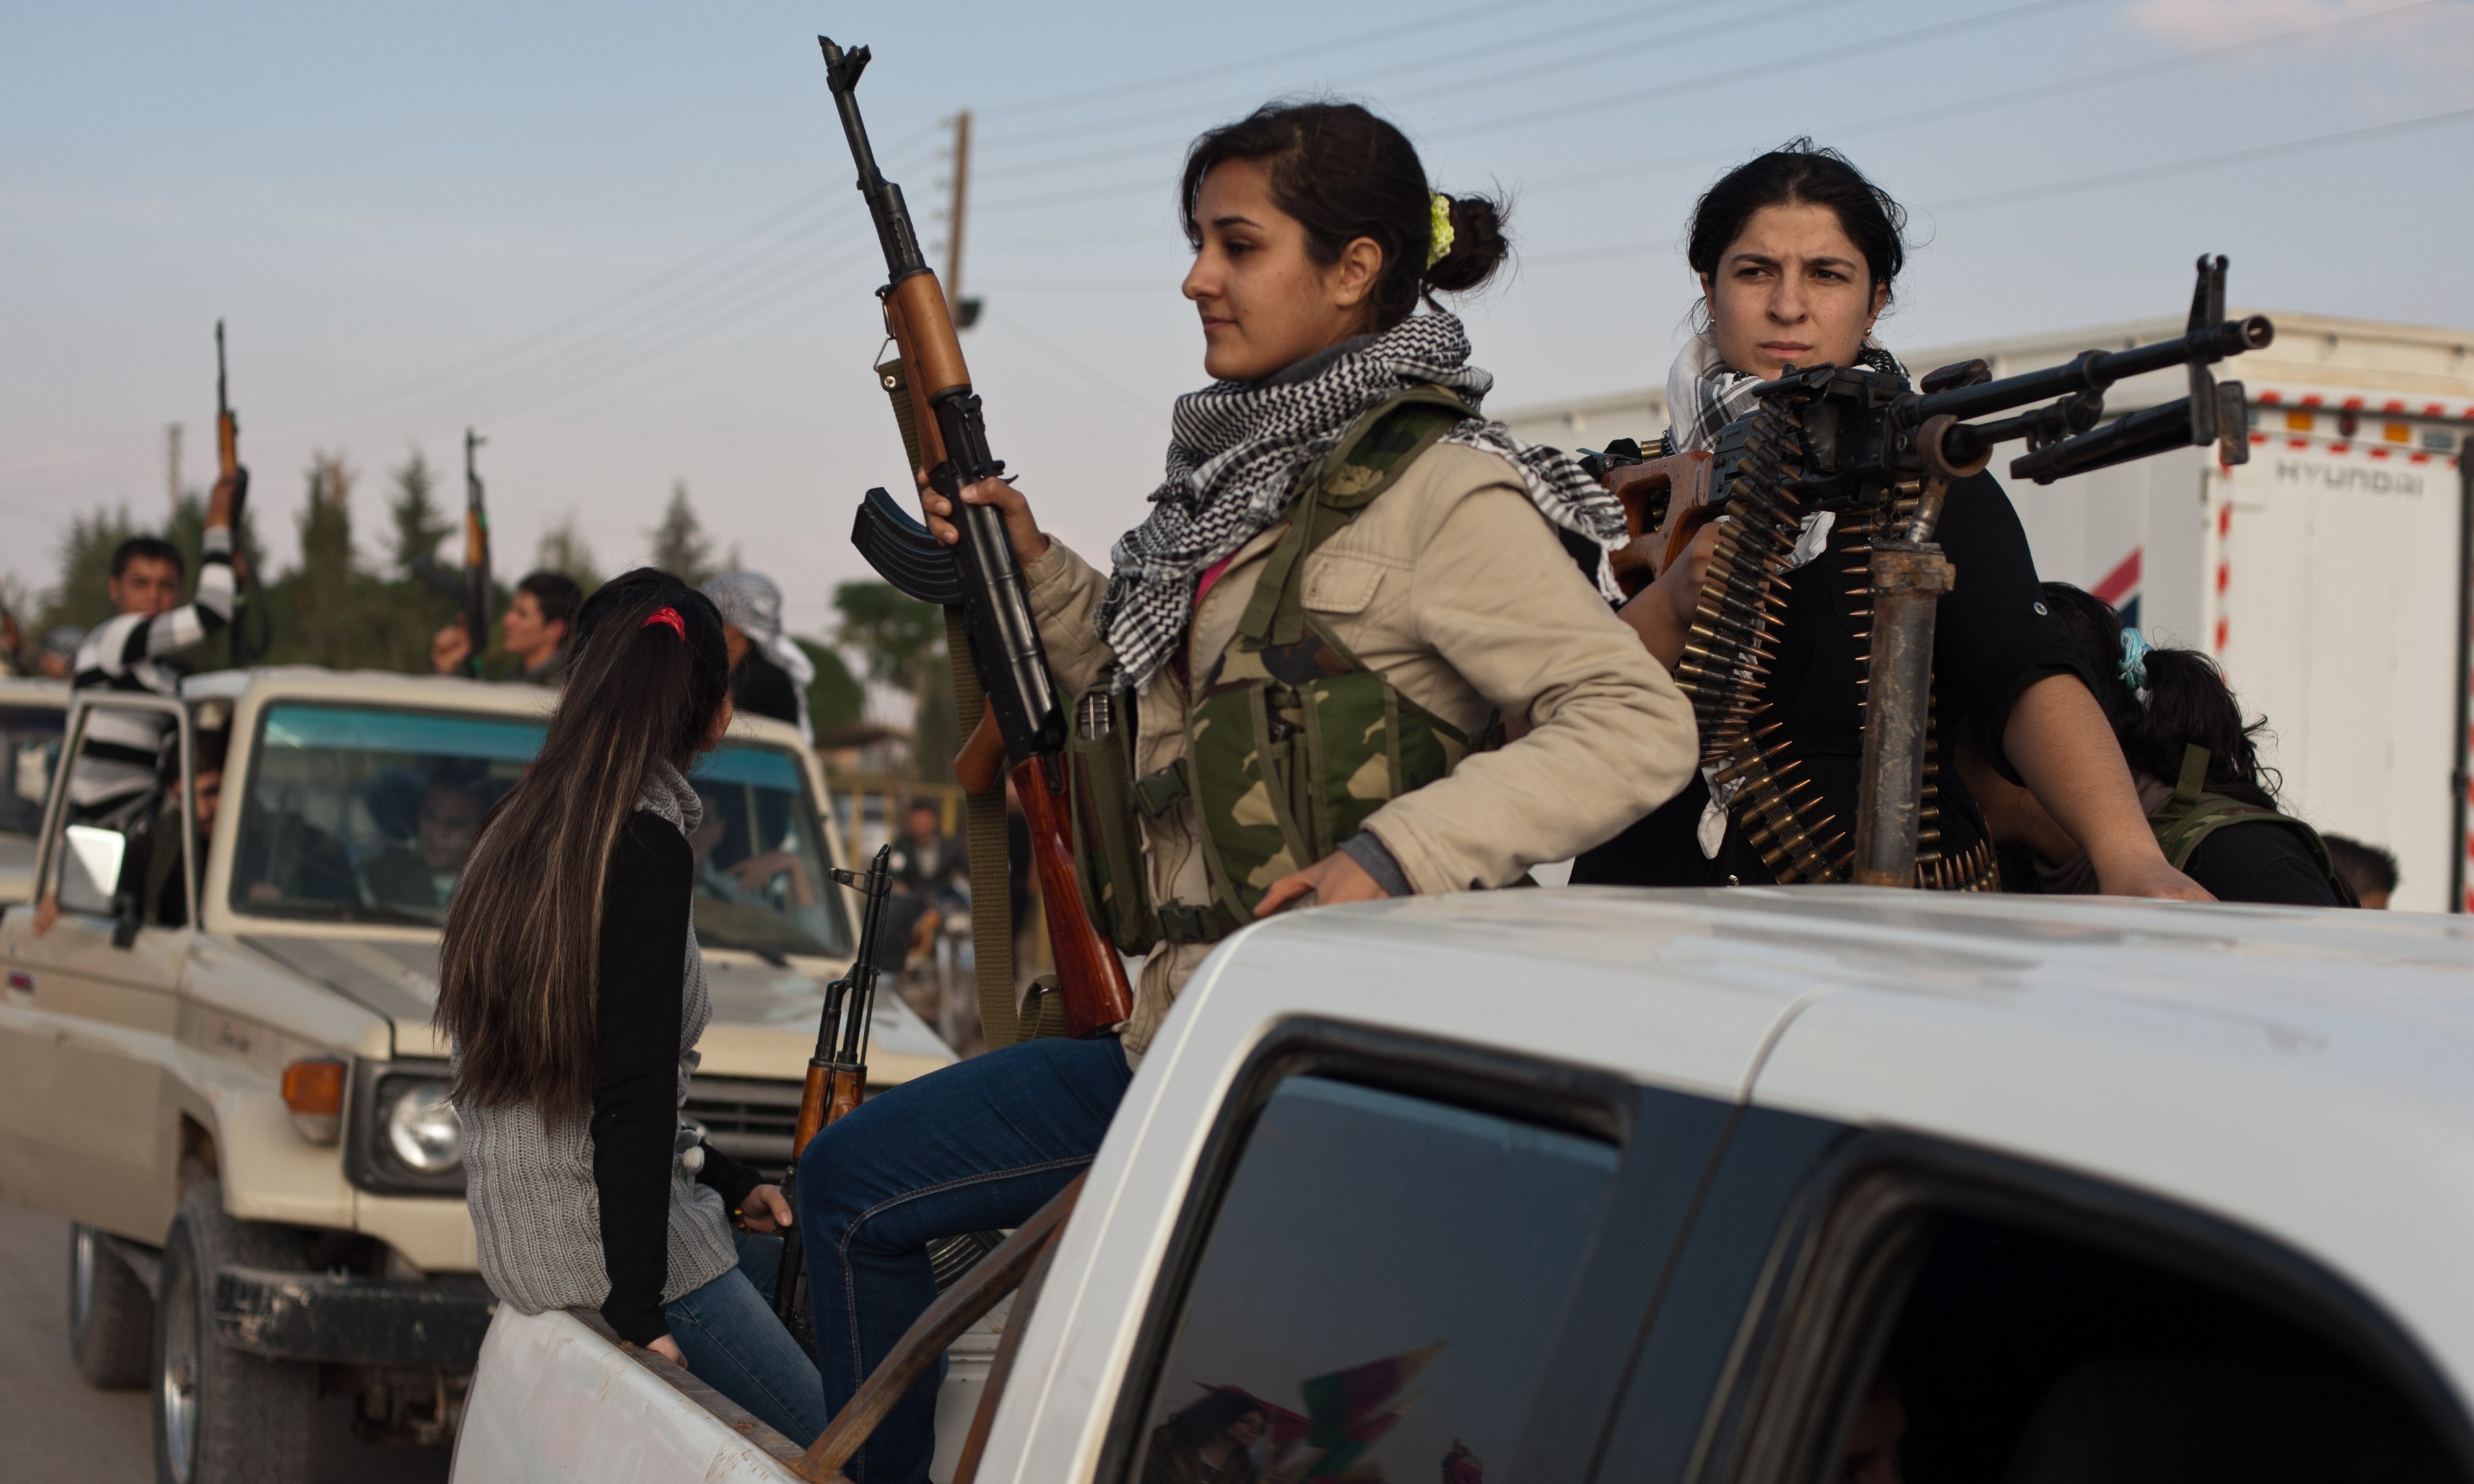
[{"x1": 68, "y1": 477, "x2": 237, "y2": 814}]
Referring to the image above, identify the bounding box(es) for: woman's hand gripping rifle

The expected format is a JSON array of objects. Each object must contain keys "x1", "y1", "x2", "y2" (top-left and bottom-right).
[
  {"x1": 772, "y1": 844, "x2": 897, "y2": 1330},
  {"x1": 822, "y1": 35, "x2": 1132, "y2": 1039}
]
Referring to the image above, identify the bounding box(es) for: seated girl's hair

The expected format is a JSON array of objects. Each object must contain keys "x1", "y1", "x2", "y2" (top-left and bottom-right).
[
  {"x1": 2040, "y1": 582, "x2": 2280, "y2": 810},
  {"x1": 1181, "y1": 101, "x2": 1510, "y2": 330},
  {"x1": 436, "y1": 569, "x2": 731, "y2": 1120}
]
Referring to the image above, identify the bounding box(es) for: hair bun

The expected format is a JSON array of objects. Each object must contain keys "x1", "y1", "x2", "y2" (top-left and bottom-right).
[{"x1": 1423, "y1": 192, "x2": 1510, "y2": 295}]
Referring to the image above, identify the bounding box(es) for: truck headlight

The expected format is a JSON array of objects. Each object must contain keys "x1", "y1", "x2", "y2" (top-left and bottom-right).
[
  {"x1": 346, "y1": 1059, "x2": 468, "y2": 1194},
  {"x1": 383, "y1": 1081, "x2": 462, "y2": 1176}
]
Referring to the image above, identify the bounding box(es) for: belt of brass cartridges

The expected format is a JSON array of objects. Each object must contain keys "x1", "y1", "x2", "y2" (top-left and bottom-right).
[{"x1": 1673, "y1": 403, "x2": 1997, "y2": 891}]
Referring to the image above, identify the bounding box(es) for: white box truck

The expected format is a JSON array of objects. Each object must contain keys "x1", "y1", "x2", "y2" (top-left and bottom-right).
[{"x1": 1499, "y1": 312, "x2": 2474, "y2": 912}]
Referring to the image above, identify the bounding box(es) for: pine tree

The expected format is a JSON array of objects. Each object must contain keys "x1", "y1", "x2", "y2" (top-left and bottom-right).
[
  {"x1": 649, "y1": 481, "x2": 716, "y2": 586},
  {"x1": 535, "y1": 513, "x2": 604, "y2": 593},
  {"x1": 386, "y1": 449, "x2": 451, "y2": 575}
]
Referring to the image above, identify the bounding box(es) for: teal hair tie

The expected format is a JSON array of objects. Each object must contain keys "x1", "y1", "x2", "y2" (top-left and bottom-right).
[{"x1": 2119, "y1": 628, "x2": 2152, "y2": 698}]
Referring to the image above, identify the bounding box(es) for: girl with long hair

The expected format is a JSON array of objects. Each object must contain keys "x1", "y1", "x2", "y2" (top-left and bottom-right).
[
  {"x1": 1573, "y1": 141, "x2": 2211, "y2": 900},
  {"x1": 804, "y1": 99, "x2": 1697, "y2": 1480},
  {"x1": 437, "y1": 569, "x2": 828, "y2": 1442},
  {"x1": 1962, "y1": 582, "x2": 2351, "y2": 904}
]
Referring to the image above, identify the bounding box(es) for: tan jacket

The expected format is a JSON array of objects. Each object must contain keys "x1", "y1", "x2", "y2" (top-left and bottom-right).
[{"x1": 1025, "y1": 441, "x2": 1697, "y2": 1054}]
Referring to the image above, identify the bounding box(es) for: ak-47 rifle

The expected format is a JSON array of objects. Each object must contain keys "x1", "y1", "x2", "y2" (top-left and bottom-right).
[
  {"x1": 1617, "y1": 255, "x2": 2268, "y2": 889},
  {"x1": 820, "y1": 36, "x2": 1132, "y2": 1041},
  {"x1": 412, "y1": 429, "x2": 493, "y2": 676},
  {"x1": 772, "y1": 844, "x2": 896, "y2": 1335},
  {"x1": 215, "y1": 321, "x2": 268, "y2": 668}
]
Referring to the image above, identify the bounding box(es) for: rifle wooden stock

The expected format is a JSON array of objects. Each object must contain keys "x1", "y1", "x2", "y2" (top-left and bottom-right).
[
  {"x1": 1014, "y1": 756, "x2": 1132, "y2": 1035},
  {"x1": 792, "y1": 1063, "x2": 832, "y2": 1159},
  {"x1": 216, "y1": 412, "x2": 240, "y2": 480},
  {"x1": 1596, "y1": 451, "x2": 1709, "y2": 598}
]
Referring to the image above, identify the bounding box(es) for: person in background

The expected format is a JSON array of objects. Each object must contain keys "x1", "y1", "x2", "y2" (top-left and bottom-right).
[
  {"x1": 1964, "y1": 583, "x2": 2349, "y2": 906},
  {"x1": 2324, "y1": 835, "x2": 2399, "y2": 909},
  {"x1": 364, "y1": 773, "x2": 486, "y2": 911},
  {"x1": 437, "y1": 570, "x2": 826, "y2": 1443},
  {"x1": 888, "y1": 799, "x2": 955, "y2": 898},
  {"x1": 38, "y1": 626, "x2": 84, "y2": 680},
  {"x1": 703, "y1": 570, "x2": 813, "y2": 745},
  {"x1": 431, "y1": 570, "x2": 582, "y2": 684}
]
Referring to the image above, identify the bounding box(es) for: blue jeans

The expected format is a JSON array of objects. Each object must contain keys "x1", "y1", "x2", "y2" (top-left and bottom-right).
[
  {"x1": 664, "y1": 1230, "x2": 831, "y2": 1445},
  {"x1": 799, "y1": 1034, "x2": 1134, "y2": 1484}
]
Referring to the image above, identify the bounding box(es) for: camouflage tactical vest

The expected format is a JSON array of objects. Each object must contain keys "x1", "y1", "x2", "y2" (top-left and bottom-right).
[
  {"x1": 1068, "y1": 386, "x2": 1488, "y2": 953},
  {"x1": 2147, "y1": 744, "x2": 2356, "y2": 906}
]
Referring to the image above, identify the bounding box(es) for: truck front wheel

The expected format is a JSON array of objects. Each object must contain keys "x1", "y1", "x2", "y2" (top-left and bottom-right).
[
  {"x1": 151, "y1": 1181, "x2": 314, "y2": 1484},
  {"x1": 71, "y1": 1222, "x2": 155, "y2": 1388}
]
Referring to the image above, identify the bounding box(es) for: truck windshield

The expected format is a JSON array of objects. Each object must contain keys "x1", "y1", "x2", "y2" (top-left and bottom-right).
[{"x1": 230, "y1": 702, "x2": 849, "y2": 956}]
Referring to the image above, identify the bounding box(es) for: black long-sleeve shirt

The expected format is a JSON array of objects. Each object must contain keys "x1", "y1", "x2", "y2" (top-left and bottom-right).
[
  {"x1": 588, "y1": 810, "x2": 763, "y2": 1344},
  {"x1": 1577, "y1": 471, "x2": 2103, "y2": 887}
]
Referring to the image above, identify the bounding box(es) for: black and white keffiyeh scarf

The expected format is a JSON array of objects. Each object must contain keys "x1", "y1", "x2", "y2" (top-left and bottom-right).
[
  {"x1": 1664, "y1": 334, "x2": 1905, "y2": 452},
  {"x1": 1099, "y1": 311, "x2": 1627, "y2": 691}
]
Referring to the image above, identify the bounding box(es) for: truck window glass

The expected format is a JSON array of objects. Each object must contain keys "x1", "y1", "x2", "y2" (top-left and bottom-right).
[
  {"x1": 1753, "y1": 1207, "x2": 2464, "y2": 1484},
  {"x1": 0, "y1": 702, "x2": 65, "y2": 839},
  {"x1": 1129, "y1": 1075, "x2": 1618, "y2": 1484},
  {"x1": 231, "y1": 703, "x2": 847, "y2": 954}
]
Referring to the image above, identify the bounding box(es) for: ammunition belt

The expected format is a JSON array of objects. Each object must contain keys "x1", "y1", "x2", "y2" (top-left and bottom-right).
[{"x1": 1673, "y1": 408, "x2": 1999, "y2": 892}]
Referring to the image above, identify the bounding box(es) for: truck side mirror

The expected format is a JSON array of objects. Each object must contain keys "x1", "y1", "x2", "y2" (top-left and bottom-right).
[{"x1": 56, "y1": 824, "x2": 125, "y2": 918}]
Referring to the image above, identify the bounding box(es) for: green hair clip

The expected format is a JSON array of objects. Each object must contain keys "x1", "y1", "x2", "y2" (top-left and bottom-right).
[{"x1": 1427, "y1": 192, "x2": 1455, "y2": 270}]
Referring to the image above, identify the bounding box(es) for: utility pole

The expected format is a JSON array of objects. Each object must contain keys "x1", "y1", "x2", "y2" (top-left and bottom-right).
[
  {"x1": 945, "y1": 109, "x2": 981, "y2": 330},
  {"x1": 165, "y1": 422, "x2": 183, "y2": 517}
]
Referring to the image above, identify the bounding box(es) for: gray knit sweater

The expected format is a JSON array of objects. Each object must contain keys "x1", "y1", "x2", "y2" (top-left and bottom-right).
[{"x1": 458, "y1": 764, "x2": 739, "y2": 1316}]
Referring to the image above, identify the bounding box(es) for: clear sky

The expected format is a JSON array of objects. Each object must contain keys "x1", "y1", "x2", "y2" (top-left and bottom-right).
[{"x1": 5, "y1": 0, "x2": 2469, "y2": 637}]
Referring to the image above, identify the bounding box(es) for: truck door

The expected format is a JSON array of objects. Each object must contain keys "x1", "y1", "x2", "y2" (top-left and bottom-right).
[
  {"x1": 1084, "y1": 1024, "x2": 1741, "y2": 1484},
  {"x1": 1588, "y1": 1115, "x2": 2473, "y2": 1484},
  {"x1": 0, "y1": 694, "x2": 198, "y2": 1243}
]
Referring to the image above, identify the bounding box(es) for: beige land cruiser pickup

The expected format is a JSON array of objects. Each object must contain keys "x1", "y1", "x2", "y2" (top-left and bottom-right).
[
  {"x1": 0, "y1": 674, "x2": 68, "y2": 902},
  {"x1": 0, "y1": 665, "x2": 954, "y2": 1484}
]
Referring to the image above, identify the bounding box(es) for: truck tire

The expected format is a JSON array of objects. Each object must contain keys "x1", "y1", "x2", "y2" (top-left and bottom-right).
[
  {"x1": 151, "y1": 1181, "x2": 314, "y2": 1484},
  {"x1": 70, "y1": 1222, "x2": 155, "y2": 1389}
]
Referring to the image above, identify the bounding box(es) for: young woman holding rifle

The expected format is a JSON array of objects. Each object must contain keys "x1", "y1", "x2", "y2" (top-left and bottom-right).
[
  {"x1": 1572, "y1": 141, "x2": 2212, "y2": 899},
  {"x1": 436, "y1": 570, "x2": 829, "y2": 1444},
  {"x1": 801, "y1": 101, "x2": 1697, "y2": 1479}
]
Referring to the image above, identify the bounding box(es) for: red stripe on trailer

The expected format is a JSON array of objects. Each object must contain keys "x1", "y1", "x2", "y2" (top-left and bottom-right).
[
  {"x1": 2343, "y1": 396, "x2": 2366, "y2": 410},
  {"x1": 2372, "y1": 447, "x2": 2393, "y2": 460},
  {"x1": 2414, "y1": 452, "x2": 2433, "y2": 464},
  {"x1": 2092, "y1": 548, "x2": 2142, "y2": 606},
  {"x1": 2215, "y1": 617, "x2": 2229, "y2": 652},
  {"x1": 2259, "y1": 390, "x2": 2282, "y2": 404},
  {"x1": 2288, "y1": 438, "x2": 2311, "y2": 449},
  {"x1": 2301, "y1": 394, "x2": 2325, "y2": 408},
  {"x1": 2432, "y1": 403, "x2": 2451, "y2": 417},
  {"x1": 2216, "y1": 562, "x2": 2230, "y2": 595},
  {"x1": 2251, "y1": 432, "x2": 2268, "y2": 445},
  {"x1": 2218, "y1": 504, "x2": 2232, "y2": 538},
  {"x1": 2385, "y1": 400, "x2": 2407, "y2": 414}
]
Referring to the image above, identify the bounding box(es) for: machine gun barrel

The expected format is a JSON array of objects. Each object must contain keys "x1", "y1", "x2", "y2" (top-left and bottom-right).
[{"x1": 1912, "y1": 314, "x2": 2272, "y2": 425}]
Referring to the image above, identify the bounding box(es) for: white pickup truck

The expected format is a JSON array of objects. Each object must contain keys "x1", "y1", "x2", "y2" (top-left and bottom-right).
[
  {"x1": 0, "y1": 665, "x2": 955, "y2": 1484},
  {"x1": 455, "y1": 888, "x2": 2474, "y2": 1483}
]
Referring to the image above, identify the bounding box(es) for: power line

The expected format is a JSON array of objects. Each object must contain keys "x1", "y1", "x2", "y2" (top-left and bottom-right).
[
  {"x1": 1430, "y1": 0, "x2": 2110, "y2": 139},
  {"x1": 1519, "y1": 102, "x2": 2474, "y2": 266},
  {"x1": 976, "y1": 0, "x2": 1564, "y2": 121},
  {"x1": 1508, "y1": 0, "x2": 2449, "y2": 197},
  {"x1": 1922, "y1": 103, "x2": 2474, "y2": 214},
  {"x1": 977, "y1": 0, "x2": 1813, "y2": 179}
]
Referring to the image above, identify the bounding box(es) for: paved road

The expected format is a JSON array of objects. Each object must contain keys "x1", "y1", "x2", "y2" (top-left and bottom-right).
[{"x1": 0, "y1": 1199, "x2": 451, "y2": 1483}]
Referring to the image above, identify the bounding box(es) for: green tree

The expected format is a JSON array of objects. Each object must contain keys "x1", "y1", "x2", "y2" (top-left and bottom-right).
[
  {"x1": 386, "y1": 449, "x2": 451, "y2": 575},
  {"x1": 534, "y1": 513, "x2": 604, "y2": 593},
  {"x1": 649, "y1": 481, "x2": 716, "y2": 585},
  {"x1": 37, "y1": 506, "x2": 144, "y2": 634},
  {"x1": 832, "y1": 580, "x2": 955, "y2": 780},
  {"x1": 794, "y1": 637, "x2": 866, "y2": 734}
]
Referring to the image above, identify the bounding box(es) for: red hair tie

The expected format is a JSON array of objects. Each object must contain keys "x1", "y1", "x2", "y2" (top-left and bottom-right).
[{"x1": 642, "y1": 606, "x2": 686, "y2": 640}]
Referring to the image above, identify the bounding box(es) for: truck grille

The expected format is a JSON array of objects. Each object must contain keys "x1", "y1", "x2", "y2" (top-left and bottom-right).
[{"x1": 682, "y1": 1076, "x2": 803, "y2": 1169}]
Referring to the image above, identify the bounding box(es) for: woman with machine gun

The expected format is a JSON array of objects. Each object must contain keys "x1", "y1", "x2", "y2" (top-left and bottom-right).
[
  {"x1": 805, "y1": 99, "x2": 1696, "y2": 1481},
  {"x1": 1574, "y1": 141, "x2": 2212, "y2": 899}
]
